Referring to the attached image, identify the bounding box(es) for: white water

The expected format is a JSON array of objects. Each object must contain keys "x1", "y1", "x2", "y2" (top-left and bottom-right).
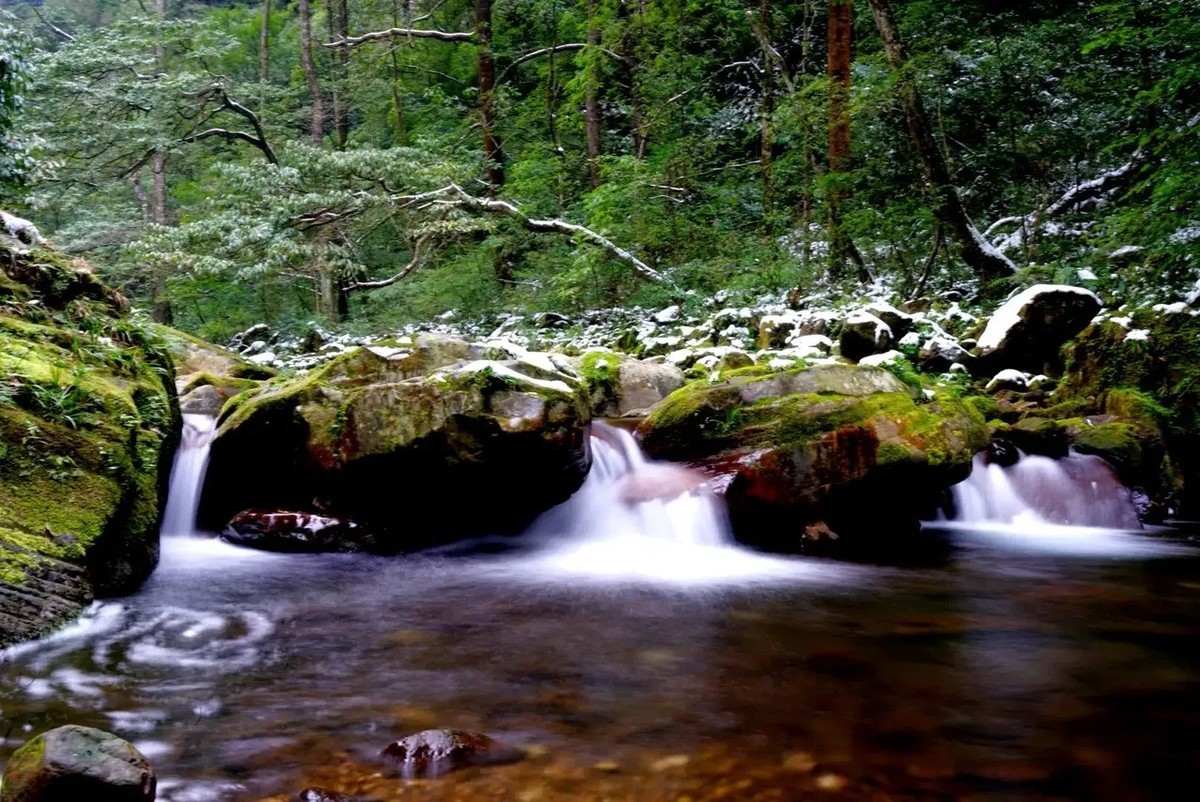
[
  {"x1": 527, "y1": 422, "x2": 828, "y2": 584},
  {"x1": 159, "y1": 414, "x2": 217, "y2": 536},
  {"x1": 938, "y1": 450, "x2": 1185, "y2": 557}
]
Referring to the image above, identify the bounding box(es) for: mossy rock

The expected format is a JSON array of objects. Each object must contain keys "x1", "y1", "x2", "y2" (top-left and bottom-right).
[
  {"x1": 203, "y1": 345, "x2": 592, "y2": 544},
  {"x1": 0, "y1": 240, "x2": 176, "y2": 648},
  {"x1": 150, "y1": 323, "x2": 276, "y2": 381},
  {"x1": 636, "y1": 364, "x2": 988, "y2": 549},
  {"x1": 1062, "y1": 311, "x2": 1200, "y2": 513},
  {"x1": 572, "y1": 351, "x2": 685, "y2": 418}
]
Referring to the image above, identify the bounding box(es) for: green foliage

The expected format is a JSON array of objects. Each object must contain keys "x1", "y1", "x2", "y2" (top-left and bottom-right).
[{"x1": 0, "y1": 9, "x2": 36, "y2": 196}]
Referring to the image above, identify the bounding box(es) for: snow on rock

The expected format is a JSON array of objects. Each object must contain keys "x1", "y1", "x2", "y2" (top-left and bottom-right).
[
  {"x1": 859, "y1": 350, "x2": 907, "y2": 368},
  {"x1": 985, "y1": 369, "x2": 1032, "y2": 392},
  {"x1": 839, "y1": 311, "x2": 893, "y2": 362},
  {"x1": 1124, "y1": 329, "x2": 1151, "y2": 342},
  {"x1": 977, "y1": 284, "x2": 1102, "y2": 372},
  {"x1": 919, "y1": 335, "x2": 971, "y2": 373},
  {"x1": 1, "y1": 210, "x2": 44, "y2": 246},
  {"x1": 653, "y1": 305, "x2": 681, "y2": 324},
  {"x1": 862, "y1": 302, "x2": 915, "y2": 337}
]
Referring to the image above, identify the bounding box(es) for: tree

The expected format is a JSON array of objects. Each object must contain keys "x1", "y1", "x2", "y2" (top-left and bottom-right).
[
  {"x1": 825, "y1": 0, "x2": 866, "y2": 282},
  {"x1": 867, "y1": 0, "x2": 1016, "y2": 284},
  {"x1": 0, "y1": 9, "x2": 34, "y2": 197}
]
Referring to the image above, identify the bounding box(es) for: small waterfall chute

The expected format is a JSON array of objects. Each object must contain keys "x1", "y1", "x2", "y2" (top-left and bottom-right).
[
  {"x1": 950, "y1": 450, "x2": 1141, "y2": 530},
  {"x1": 526, "y1": 422, "x2": 823, "y2": 584},
  {"x1": 160, "y1": 414, "x2": 217, "y2": 537}
]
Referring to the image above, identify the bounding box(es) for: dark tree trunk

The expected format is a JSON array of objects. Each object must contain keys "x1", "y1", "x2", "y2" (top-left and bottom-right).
[
  {"x1": 330, "y1": 0, "x2": 350, "y2": 149},
  {"x1": 298, "y1": 0, "x2": 324, "y2": 147},
  {"x1": 259, "y1": 0, "x2": 270, "y2": 84},
  {"x1": 758, "y1": 0, "x2": 774, "y2": 220},
  {"x1": 389, "y1": 0, "x2": 408, "y2": 145},
  {"x1": 619, "y1": 1, "x2": 648, "y2": 159},
  {"x1": 476, "y1": 0, "x2": 505, "y2": 188},
  {"x1": 827, "y1": 0, "x2": 862, "y2": 281},
  {"x1": 867, "y1": 0, "x2": 1015, "y2": 283},
  {"x1": 584, "y1": 0, "x2": 604, "y2": 187}
]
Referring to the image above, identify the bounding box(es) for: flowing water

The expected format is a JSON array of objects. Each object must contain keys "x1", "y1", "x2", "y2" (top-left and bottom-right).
[
  {"x1": 2, "y1": 431, "x2": 1200, "y2": 801},
  {"x1": 159, "y1": 415, "x2": 217, "y2": 537}
]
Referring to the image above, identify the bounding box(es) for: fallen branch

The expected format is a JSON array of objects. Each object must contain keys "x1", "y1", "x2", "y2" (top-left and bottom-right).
[{"x1": 497, "y1": 43, "x2": 629, "y2": 83}]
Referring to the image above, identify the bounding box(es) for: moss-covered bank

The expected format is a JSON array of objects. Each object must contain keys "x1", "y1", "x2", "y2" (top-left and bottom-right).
[{"x1": 0, "y1": 234, "x2": 176, "y2": 647}]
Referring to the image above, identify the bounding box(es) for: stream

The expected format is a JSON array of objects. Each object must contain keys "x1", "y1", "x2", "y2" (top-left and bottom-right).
[{"x1": 2, "y1": 423, "x2": 1200, "y2": 801}]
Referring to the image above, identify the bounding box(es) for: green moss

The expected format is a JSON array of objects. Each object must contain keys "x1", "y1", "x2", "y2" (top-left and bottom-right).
[
  {"x1": 179, "y1": 371, "x2": 261, "y2": 396},
  {"x1": 964, "y1": 394, "x2": 1001, "y2": 421},
  {"x1": 580, "y1": 351, "x2": 623, "y2": 390}
]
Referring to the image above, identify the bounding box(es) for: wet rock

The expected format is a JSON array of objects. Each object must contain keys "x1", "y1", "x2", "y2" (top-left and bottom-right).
[
  {"x1": 637, "y1": 364, "x2": 988, "y2": 548},
  {"x1": 0, "y1": 725, "x2": 156, "y2": 802},
  {"x1": 380, "y1": 729, "x2": 524, "y2": 778},
  {"x1": 221, "y1": 510, "x2": 379, "y2": 553},
  {"x1": 204, "y1": 340, "x2": 591, "y2": 543},
  {"x1": 294, "y1": 790, "x2": 363, "y2": 802},
  {"x1": 839, "y1": 311, "x2": 893, "y2": 362},
  {"x1": 977, "y1": 284, "x2": 1102, "y2": 373},
  {"x1": 179, "y1": 384, "x2": 228, "y2": 416}
]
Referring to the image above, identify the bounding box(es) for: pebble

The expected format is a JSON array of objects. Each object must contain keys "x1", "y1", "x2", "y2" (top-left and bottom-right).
[
  {"x1": 651, "y1": 754, "x2": 691, "y2": 772},
  {"x1": 815, "y1": 773, "x2": 847, "y2": 791},
  {"x1": 782, "y1": 751, "x2": 817, "y2": 772}
]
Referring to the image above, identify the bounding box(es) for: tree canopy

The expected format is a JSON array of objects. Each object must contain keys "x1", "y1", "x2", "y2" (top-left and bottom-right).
[{"x1": 3, "y1": 0, "x2": 1197, "y2": 340}]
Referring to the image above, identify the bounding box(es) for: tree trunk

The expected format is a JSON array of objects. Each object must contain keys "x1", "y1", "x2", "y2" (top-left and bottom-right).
[
  {"x1": 758, "y1": 0, "x2": 774, "y2": 220},
  {"x1": 259, "y1": 0, "x2": 270, "y2": 84},
  {"x1": 619, "y1": 1, "x2": 648, "y2": 159},
  {"x1": 584, "y1": 0, "x2": 604, "y2": 188},
  {"x1": 389, "y1": 0, "x2": 408, "y2": 145},
  {"x1": 867, "y1": 0, "x2": 1015, "y2": 282},
  {"x1": 826, "y1": 0, "x2": 860, "y2": 280},
  {"x1": 151, "y1": 0, "x2": 172, "y2": 324},
  {"x1": 476, "y1": 0, "x2": 504, "y2": 188},
  {"x1": 329, "y1": 0, "x2": 350, "y2": 149},
  {"x1": 298, "y1": 0, "x2": 324, "y2": 147}
]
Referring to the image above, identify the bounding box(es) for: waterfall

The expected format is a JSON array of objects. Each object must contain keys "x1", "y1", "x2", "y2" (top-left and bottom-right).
[
  {"x1": 950, "y1": 450, "x2": 1141, "y2": 530},
  {"x1": 160, "y1": 414, "x2": 217, "y2": 537},
  {"x1": 539, "y1": 421, "x2": 731, "y2": 547}
]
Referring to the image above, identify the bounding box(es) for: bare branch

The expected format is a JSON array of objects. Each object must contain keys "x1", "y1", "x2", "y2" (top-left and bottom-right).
[
  {"x1": 498, "y1": 43, "x2": 629, "y2": 84},
  {"x1": 323, "y1": 27, "x2": 475, "y2": 48},
  {"x1": 346, "y1": 235, "x2": 431, "y2": 290},
  {"x1": 443, "y1": 184, "x2": 675, "y2": 287},
  {"x1": 31, "y1": 5, "x2": 75, "y2": 41}
]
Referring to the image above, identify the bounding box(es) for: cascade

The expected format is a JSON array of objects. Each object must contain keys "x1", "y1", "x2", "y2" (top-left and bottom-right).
[
  {"x1": 160, "y1": 414, "x2": 217, "y2": 536},
  {"x1": 537, "y1": 420, "x2": 730, "y2": 547},
  {"x1": 950, "y1": 450, "x2": 1141, "y2": 530}
]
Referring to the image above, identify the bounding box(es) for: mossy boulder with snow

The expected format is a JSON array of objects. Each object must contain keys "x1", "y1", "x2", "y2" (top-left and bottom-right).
[
  {"x1": 636, "y1": 364, "x2": 988, "y2": 548},
  {"x1": 203, "y1": 340, "x2": 592, "y2": 544},
  {"x1": 0, "y1": 235, "x2": 176, "y2": 648},
  {"x1": 977, "y1": 284, "x2": 1101, "y2": 373},
  {"x1": 1062, "y1": 309, "x2": 1200, "y2": 512}
]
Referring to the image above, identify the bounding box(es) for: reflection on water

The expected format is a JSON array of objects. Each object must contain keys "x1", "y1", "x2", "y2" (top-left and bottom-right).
[{"x1": 2, "y1": 527, "x2": 1200, "y2": 801}]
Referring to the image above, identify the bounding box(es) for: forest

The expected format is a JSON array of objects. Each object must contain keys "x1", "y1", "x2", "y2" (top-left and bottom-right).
[
  {"x1": 6, "y1": 3, "x2": 1200, "y2": 801},
  {"x1": 1, "y1": 0, "x2": 1196, "y2": 341}
]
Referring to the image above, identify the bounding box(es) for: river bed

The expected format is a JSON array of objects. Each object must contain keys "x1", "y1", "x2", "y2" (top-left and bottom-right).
[{"x1": 3, "y1": 523, "x2": 1200, "y2": 801}]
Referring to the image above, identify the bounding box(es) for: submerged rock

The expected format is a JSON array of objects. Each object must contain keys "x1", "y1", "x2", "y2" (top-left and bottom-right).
[
  {"x1": 0, "y1": 725, "x2": 156, "y2": 802},
  {"x1": 977, "y1": 284, "x2": 1101, "y2": 373},
  {"x1": 1, "y1": 235, "x2": 177, "y2": 648},
  {"x1": 637, "y1": 364, "x2": 988, "y2": 548},
  {"x1": 203, "y1": 337, "x2": 591, "y2": 545},
  {"x1": 294, "y1": 790, "x2": 362, "y2": 802},
  {"x1": 380, "y1": 729, "x2": 524, "y2": 778},
  {"x1": 221, "y1": 510, "x2": 378, "y2": 553}
]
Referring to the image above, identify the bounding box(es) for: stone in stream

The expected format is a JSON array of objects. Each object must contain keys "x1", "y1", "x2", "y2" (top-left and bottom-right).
[
  {"x1": 221, "y1": 510, "x2": 379, "y2": 554},
  {"x1": 380, "y1": 729, "x2": 524, "y2": 778},
  {"x1": 0, "y1": 725, "x2": 156, "y2": 802},
  {"x1": 294, "y1": 790, "x2": 368, "y2": 802}
]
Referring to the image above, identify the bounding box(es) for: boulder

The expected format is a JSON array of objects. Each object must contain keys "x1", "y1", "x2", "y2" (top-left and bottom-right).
[
  {"x1": 203, "y1": 341, "x2": 592, "y2": 545},
  {"x1": 918, "y1": 335, "x2": 972, "y2": 373},
  {"x1": 576, "y1": 352, "x2": 686, "y2": 418},
  {"x1": 863, "y1": 302, "x2": 914, "y2": 338},
  {"x1": 839, "y1": 311, "x2": 893, "y2": 362},
  {"x1": 152, "y1": 325, "x2": 274, "y2": 382},
  {"x1": 221, "y1": 510, "x2": 379, "y2": 553},
  {"x1": 976, "y1": 284, "x2": 1102, "y2": 373},
  {"x1": 0, "y1": 725, "x2": 156, "y2": 802},
  {"x1": 1, "y1": 240, "x2": 176, "y2": 648},
  {"x1": 380, "y1": 730, "x2": 524, "y2": 779},
  {"x1": 637, "y1": 364, "x2": 988, "y2": 548}
]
